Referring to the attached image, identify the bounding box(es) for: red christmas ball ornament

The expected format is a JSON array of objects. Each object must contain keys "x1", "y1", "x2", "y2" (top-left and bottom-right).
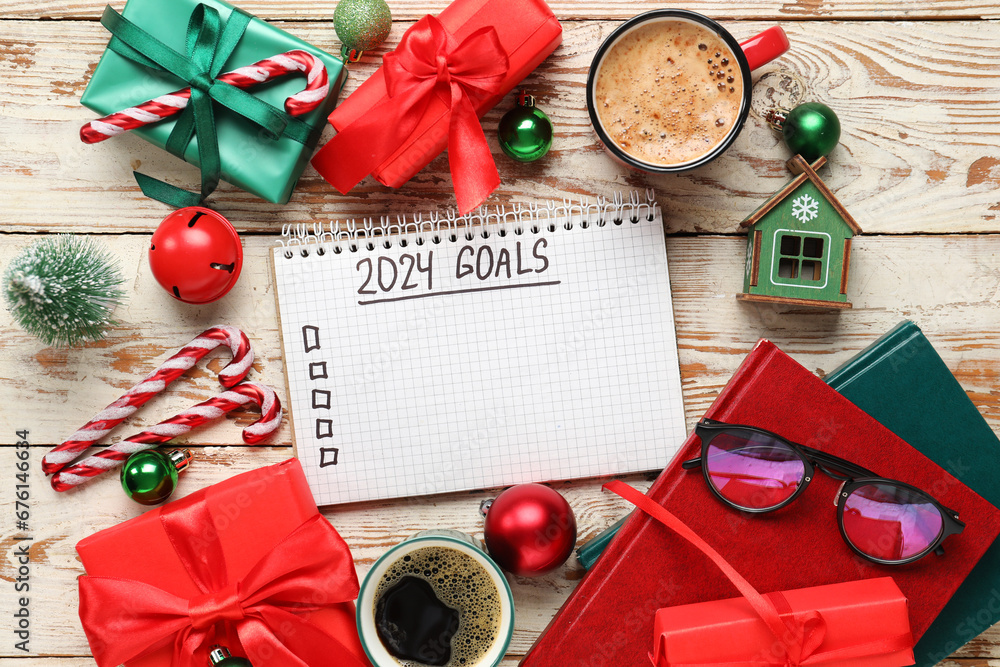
[
  {"x1": 481, "y1": 483, "x2": 577, "y2": 577},
  {"x1": 149, "y1": 207, "x2": 243, "y2": 304}
]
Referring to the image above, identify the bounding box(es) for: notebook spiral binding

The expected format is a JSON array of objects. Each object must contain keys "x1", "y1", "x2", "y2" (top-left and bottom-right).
[{"x1": 278, "y1": 189, "x2": 660, "y2": 259}]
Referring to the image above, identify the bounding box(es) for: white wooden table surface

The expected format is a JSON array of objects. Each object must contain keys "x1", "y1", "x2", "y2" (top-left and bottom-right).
[{"x1": 1, "y1": 1, "x2": 999, "y2": 665}]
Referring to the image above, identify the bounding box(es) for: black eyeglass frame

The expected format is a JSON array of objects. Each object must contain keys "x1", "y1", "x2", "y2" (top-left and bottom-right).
[{"x1": 682, "y1": 418, "x2": 966, "y2": 566}]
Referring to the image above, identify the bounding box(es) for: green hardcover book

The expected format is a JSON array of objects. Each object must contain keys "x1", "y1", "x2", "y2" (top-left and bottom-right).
[{"x1": 826, "y1": 320, "x2": 1000, "y2": 667}]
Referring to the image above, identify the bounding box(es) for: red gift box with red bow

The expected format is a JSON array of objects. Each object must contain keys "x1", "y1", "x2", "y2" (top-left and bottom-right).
[
  {"x1": 607, "y1": 480, "x2": 915, "y2": 667},
  {"x1": 75, "y1": 459, "x2": 371, "y2": 667},
  {"x1": 311, "y1": 0, "x2": 562, "y2": 214},
  {"x1": 652, "y1": 578, "x2": 913, "y2": 667}
]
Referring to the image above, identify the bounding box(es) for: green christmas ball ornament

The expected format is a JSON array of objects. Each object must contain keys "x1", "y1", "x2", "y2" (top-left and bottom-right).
[
  {"x1": 767, "y1": 102, "x2": 841, "y2": 163},
  {"x1": 498, "y1": 92, "x2": 553, "y2": 163},
  {"x1": 3, "y1": 234, "x2": 125, "y2": 348},
  {"x1": 209, "y1": 646, "x2": 252, "y2": 667},
  {"x1": 120, "y1": 448, "x2": 193, "y2": 505},
  {"x1": 334, "y1": 0, "x2": 392, "y2": 58}
]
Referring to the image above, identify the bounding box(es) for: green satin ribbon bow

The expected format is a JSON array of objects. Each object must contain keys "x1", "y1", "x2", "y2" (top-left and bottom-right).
[{"x1": 101, "y1": 3, "x2": 312, "y2": 208}]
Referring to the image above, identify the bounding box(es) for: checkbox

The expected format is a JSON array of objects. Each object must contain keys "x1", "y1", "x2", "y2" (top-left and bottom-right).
[
  {"x1": 312, "y1": 389, "x2": 332, "y2": 409},
  {"x1": 316, "y1": 419, "x2": 334, "y2": 439}
]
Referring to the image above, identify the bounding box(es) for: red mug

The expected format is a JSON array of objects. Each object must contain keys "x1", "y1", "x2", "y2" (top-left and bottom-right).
[{"x1": 586, "y1": 10, "x2": 790, "y2": 173}]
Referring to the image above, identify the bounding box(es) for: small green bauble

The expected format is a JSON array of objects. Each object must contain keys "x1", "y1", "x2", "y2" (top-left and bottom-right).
[
  {"x1": 333, "y1": 0, "x2": 392, "y2": 54},
  {"x1": 498, "y1": 93, "x2": 553, "y2": 163},
  {"x1": 209, "y1": 646, "x2": 252, "y2": 667},
  {"x1": 120, "y1": 449, "x2": 192, "y2": 505},
  {"x1": 776, "y1": 102, "x2": 841, "y2": 163}
]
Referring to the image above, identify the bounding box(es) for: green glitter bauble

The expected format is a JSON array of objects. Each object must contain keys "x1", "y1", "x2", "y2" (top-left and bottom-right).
[
  {"x1": 782, "y1": 102, "x2": 841, "y2": 162},
  {"x1": 334, "y1": 0, "x2": 392, "y2": 53},
  {"x1": 3, "y1": 235, "x2": 125, "y2": 348}
]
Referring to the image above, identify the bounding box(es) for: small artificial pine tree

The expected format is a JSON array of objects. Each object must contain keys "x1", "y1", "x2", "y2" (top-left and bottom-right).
[{"x1": 4, "y1": 235, "x2": 126, "y2": 347}]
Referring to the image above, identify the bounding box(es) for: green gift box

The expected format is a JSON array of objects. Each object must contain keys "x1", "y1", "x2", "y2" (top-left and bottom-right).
[{"x1": 81, "y1": 0, "x2": 347, "y2": 205}]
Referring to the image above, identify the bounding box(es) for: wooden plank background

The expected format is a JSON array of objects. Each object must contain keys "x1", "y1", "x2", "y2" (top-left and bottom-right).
[{"x1": 1, "y1": 0, "x2": 999, "y2": 665}]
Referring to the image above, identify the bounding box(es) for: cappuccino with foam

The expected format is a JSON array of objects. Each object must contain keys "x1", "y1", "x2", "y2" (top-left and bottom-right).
[{"x1": 594, "y1": 19, "x2": 744, "y2": 166}]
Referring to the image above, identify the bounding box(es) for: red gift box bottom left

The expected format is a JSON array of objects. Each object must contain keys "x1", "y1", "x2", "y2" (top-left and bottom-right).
[{"x1": 76, "y1": 459, "x2": 371, "y2": 667}]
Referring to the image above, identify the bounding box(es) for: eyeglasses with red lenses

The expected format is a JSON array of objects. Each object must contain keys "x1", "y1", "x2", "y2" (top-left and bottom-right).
[{"x1": 682, "y1": 418, "x2": 966, "y2": 565}]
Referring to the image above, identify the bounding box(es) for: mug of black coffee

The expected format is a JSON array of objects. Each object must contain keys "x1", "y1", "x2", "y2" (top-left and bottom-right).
[
  {"x1": 587, "y1": 9, "x2": 790, "y2": 173},
  {"x1": 357, "y1": 530, "x2": 514, "y2": 667}
]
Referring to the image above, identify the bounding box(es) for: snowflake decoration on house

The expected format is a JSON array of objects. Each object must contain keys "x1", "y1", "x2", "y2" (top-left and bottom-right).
[{"x1": 791, "y1": 194, "x2": 820, "y2": 224}]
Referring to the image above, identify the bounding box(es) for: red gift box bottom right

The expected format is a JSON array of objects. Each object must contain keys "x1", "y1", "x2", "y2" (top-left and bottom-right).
[{"x1": 652, "y1": 577, "x2": 914, "y2": 667}]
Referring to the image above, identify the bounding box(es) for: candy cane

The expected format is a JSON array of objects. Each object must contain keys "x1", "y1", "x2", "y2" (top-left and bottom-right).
[
  {"x1": 42, "y1": 326, "x2": 254, "y2": 475},
  {"x1": 80, "y1": 49, "x2": 329, "y2": 144},
  {"x1": 50, "y1": 381, "x2": 281, "y2": 491}
]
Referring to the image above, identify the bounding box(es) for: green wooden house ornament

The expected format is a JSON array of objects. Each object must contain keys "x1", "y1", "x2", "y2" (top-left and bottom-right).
[{"x1": 738, "y1": 154, "x2": 862, "y2": 309}]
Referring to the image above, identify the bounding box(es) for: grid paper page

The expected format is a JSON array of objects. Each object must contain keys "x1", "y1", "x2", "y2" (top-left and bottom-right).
[{"x1": 273, "y1": 205, "x2": 685, "y2": 506}]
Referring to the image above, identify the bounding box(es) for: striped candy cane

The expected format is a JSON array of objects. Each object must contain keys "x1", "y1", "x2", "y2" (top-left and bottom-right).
[
  {"x1": 42, "y1": 326, "x2": 254, "y2": 475},
  {"x1": 50, "y1": 381, "x2": 282, "y2": 491},
  {"x1": 80, "y1": 49, "x2": 330, "y2": 144}
]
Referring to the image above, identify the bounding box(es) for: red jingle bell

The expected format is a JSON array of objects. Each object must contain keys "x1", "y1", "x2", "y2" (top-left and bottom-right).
[
  {"x1": 481, "y1": 483, "x2": 577, "y2": 577},
  {"x1": 149, "y1": 207, "x2": 243, "y2": 304}
]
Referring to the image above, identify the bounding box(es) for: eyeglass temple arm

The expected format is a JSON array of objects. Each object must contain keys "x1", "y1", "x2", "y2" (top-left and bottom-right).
[
  {"x1": 805, "y1": 448, "x2": 963, "y2": 522},
  {"x1": 689, "y1": 419, "x2": 879, "y2": 479},
  {"x1": 681, "y1": 445, "x2": 877, "y2": 480}
]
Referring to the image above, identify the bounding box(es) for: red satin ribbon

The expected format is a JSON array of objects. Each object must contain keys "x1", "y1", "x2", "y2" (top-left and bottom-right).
[
  {"x1": 314, "y1": 14, "x2": 508, "y2": 214},
  {"x1": 78, "y1": 500, "x2": 367, "y2": 667},
  {"x1": 604, "y1": 481, "x2": 913, "y2": 667}
]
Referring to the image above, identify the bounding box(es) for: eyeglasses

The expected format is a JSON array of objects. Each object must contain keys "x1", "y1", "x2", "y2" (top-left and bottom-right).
[{"x1": 682, "y1": 418, "x2": 965, "y2": 565}]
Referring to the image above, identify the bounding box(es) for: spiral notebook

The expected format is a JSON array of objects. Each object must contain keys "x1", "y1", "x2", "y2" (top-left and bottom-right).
[{"x1": 271, "y1": 191, "x2": 685, "y2": 506}]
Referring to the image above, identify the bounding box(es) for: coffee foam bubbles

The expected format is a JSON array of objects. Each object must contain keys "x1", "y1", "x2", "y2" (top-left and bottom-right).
[
  {"x1": 594, "y1": 19, "x2": 744, "y2": 166},
  {"x1": 374, "y1": 546, "x2": 502, "y2": 667}
]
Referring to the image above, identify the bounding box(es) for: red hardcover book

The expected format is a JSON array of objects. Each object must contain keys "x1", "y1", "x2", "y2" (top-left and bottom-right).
[{"x1": 521, "y1": 340, "x2": 1000, "y2": 667}]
